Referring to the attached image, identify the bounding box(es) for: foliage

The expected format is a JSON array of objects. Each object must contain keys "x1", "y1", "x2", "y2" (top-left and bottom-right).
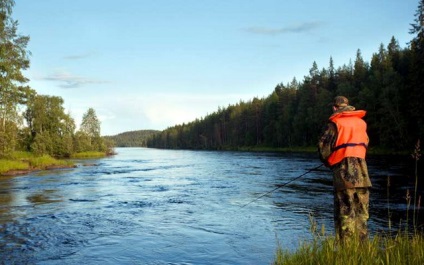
[
  {"x1": 0, "y1": 0, "x2": 32, "y2": 157},
  {"x1": 104, "y1": 130, "x2": 159, "y2": 147},
  {"x1": 24, "y1": 94, "x2": 75, "y2": 157},
  {"x1": 80, "y1": 108, "x2": 100, "y2": 138}
]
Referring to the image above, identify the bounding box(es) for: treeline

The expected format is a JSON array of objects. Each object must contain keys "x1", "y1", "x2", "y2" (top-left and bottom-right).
[
  {"x1": 104, "y1": 130, "x2": 159, "y2": 147},
  {"x1": 147, "y1": 2, "x2": 424, "y2": 152},
  {"x1": 0, "y1": 0, "x2": 113, "y2": 159}
]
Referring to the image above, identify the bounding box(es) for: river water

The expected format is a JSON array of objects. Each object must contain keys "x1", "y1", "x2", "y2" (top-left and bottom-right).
[{"x1": 0, "y1": 148, "x2": 421, "y2": 264}]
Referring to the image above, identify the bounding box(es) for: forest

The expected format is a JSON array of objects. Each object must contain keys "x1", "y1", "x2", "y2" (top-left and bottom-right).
[
  {"x1": 146, "y1": 3, "x2": 424, "y2": 153},
  {"x1": 104, "y1": 130, "x2": 159, "y2": 147},
  {"x1": 0, "y1": 0, "x2": 113, "y2": 159}
]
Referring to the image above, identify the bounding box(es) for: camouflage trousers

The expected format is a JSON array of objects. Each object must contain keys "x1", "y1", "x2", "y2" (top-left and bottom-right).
[{"x1": 334, "y1": 188, "x2": 370, "y2": 241}]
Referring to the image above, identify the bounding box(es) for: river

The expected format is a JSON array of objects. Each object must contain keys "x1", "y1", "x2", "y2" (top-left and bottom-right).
[{"x1": 0, "y1": 148, "x2": 421, "y2": 264}]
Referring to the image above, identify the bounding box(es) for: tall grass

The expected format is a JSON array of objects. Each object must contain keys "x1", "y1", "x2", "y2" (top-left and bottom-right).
[
  {"x1": 27, "y1": 155, "x2": 72, "y2": 169},
  {"x1": 0, "y1": 159, "x2": 29, "y2": 174},
  {"x1": 0, "y1": 151, "x2": 74, "y2": 174},
  {"x1": 412, "y1": 140, "x2": 421, "y2": 232},
  {"x1": 274, "y1": 232, "x2": 424, "y2": 265},
  {"x1": 274, "y1": 140, "x2": 423, "y2": 265},
  {"x1": 71, "y1": 151, "x2": 107, "y2": 159}
]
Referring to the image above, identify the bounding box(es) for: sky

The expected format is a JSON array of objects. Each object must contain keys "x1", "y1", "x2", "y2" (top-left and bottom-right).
[{"x1": 13, "y1": 0, "x2": 418, "y2": 136}]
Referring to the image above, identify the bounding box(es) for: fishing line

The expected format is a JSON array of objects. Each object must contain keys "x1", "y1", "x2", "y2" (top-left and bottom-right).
[{"x1": 240, "y1": 163, "x2": 324, "y2": 208}]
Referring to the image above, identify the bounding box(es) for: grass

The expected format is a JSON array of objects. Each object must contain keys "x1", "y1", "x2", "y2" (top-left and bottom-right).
[
  {"x1": 0, "y1": 151, "x2": 74, "y2": 175},
  {"x1": 274, "y1": 232, "x2": 424, "y2": 265},
  {"x1": 0, "y1": 150, "x2": 108, "y2": 175},
  {"x1": 27, "y1": 154, "x2": 73, "y2": 169},
  {"x1": 71, "y1": 151, "x2": 107, "y2": 159},
  {"x1": 0, "y1": 159, "x2": 29, "y2": 174}
]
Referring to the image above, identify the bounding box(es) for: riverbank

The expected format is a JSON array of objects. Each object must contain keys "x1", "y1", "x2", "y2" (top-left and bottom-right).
[{"x1": 0, "y1": 151, "x2": 109, "y2": 176}]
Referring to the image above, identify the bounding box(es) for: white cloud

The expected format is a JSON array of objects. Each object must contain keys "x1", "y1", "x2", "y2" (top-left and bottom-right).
[
  {"x1": 63, "y1": 52, "x2": 95, "y2": 60},
  {"x1": 37, "y1": 70, "x2": 108, "y2": 89},
  {"x1": 245, "y1": 21, "x2": 324, "y2": 36}
]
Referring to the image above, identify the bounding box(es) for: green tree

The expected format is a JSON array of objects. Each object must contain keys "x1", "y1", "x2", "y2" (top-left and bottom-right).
[
  {"x1": 0, "y1": 0, "x2": 31, "y2": 157},
  {"x1": 408, "y1": 0, "x2": 424, "y2": 141},
  {"x1": 24, "y1": 94, "x2": 75, "y2": 157},
  {"x1": 80, "y1": 108, "x2": 100, "y2": 138},
  {"x1": 79, "y1": 107, "x2": 107, "y2": 152}
]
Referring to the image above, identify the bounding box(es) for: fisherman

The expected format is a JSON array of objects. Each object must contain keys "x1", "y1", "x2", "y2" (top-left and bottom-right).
[{"x1": 318, "y1": 96, "x2": 372, "y2": 241}]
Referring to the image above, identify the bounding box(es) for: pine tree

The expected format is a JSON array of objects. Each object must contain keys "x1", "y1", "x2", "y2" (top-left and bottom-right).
[{"x1": 408, "y1": 0, "x2": 424, "y2": 142}]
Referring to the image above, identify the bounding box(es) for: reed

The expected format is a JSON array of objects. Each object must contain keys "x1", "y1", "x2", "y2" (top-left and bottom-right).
[
  {"x1": 412, "y1": 140, "x2": 421, "y2": 232},
  {"x1": 274, "y1": 231, "x2": 424, "y2": 265}
]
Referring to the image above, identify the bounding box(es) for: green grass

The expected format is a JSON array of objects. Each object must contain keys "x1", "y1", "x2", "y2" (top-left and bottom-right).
[
  {"x1": 27, "y1": 155, "x2": 72, "y2": 169},
  {"x1": 0, "y1": 152, "x2": 74, "y2": 174},
  {"x1": 0, "y1": 150, "x2": 108, "y2": 175},
  {"x1": 0, "y1": 159, "x2": 29, "y2": 174},
  {"x1": 274, "y1": 232, "x2": 424, "y2": 265},
  {"x1": 71, "y1": 151, "x2": 107, "y2": 159}
]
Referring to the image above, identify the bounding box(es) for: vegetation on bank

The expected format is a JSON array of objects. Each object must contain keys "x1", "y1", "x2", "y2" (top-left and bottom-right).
[
  {"x1": 71, "y1": 151, "x2": 109, "y2": 159},
  {"x1": 274, "y1": 232, "x2": 424, "y2": 265},
  {"x1": 104, "y1": 130, "x2": 159, "y2": 147},
  {"x1": 0, "y1": 151, "x2": 74, "y2": 175}
]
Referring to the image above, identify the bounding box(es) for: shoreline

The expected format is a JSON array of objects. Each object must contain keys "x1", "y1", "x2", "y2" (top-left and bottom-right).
[{"x1": 1, "y1": 164, "x2": 78, "y2": 177}]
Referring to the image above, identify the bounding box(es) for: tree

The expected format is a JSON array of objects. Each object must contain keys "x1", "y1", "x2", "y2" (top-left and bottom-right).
[
  {"x1": 79, "y1": 107, "x2": 106, "y2": 152},
  {"x1": 408, "y1": 0, "x2": 424, "y2": 141},
  {"x1": 0, "y1": 0, "x2": 31, "y2": 157},
  {"x1": 80, "y1": 108, "x2": 100, "y2": 138},
  {"x1": 24, "y1": 94, "x2": 75, "y2": 157}
]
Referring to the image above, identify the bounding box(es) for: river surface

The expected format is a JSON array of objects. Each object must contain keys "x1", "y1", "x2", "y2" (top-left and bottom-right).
[{"x1": 0, "y1": 148, "x2": 421, "y2": 264}]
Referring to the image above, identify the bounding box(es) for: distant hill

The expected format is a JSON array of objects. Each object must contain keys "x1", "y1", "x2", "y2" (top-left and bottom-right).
[{"x1": 104, "y1": 130, "x2": 160, "y2": 147}]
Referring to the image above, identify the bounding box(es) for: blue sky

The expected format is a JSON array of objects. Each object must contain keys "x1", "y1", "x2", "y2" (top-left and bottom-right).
[{"x1": 14, "y1": 0, "x2": 417, "y2": 136}]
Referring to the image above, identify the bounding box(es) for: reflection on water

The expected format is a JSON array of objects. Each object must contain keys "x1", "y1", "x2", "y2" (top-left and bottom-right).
[
  {"x1": 26, "y1": 190, "x2": 63, "y2": 205},
  {"x1": 0, "y1": 148, "x2": 422, "y2": 264}
]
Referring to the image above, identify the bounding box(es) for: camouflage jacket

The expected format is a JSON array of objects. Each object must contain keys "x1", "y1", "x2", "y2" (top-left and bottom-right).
[{"x1": 318, "y1": 108, "x2": 372, "y2": 191}]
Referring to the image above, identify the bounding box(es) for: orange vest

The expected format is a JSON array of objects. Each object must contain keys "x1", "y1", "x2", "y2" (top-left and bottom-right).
[{"x1": 327, "y1": 110, "x2": 368, "y2": 166}]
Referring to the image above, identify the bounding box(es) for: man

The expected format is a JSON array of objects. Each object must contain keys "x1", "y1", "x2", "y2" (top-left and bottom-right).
[{"x1": 318, "y1": 96, "x2": 372, "y2": 241}]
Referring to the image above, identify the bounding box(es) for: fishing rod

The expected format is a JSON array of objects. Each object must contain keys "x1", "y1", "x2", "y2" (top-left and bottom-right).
[{"x1": 240, "y1": 163, "x2": 324, "y2": 208}]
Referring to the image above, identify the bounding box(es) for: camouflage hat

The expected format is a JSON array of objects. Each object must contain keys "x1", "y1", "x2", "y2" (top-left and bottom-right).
[{"x1": 333, "y1": 96, "x2": 349, "y2": 107}]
